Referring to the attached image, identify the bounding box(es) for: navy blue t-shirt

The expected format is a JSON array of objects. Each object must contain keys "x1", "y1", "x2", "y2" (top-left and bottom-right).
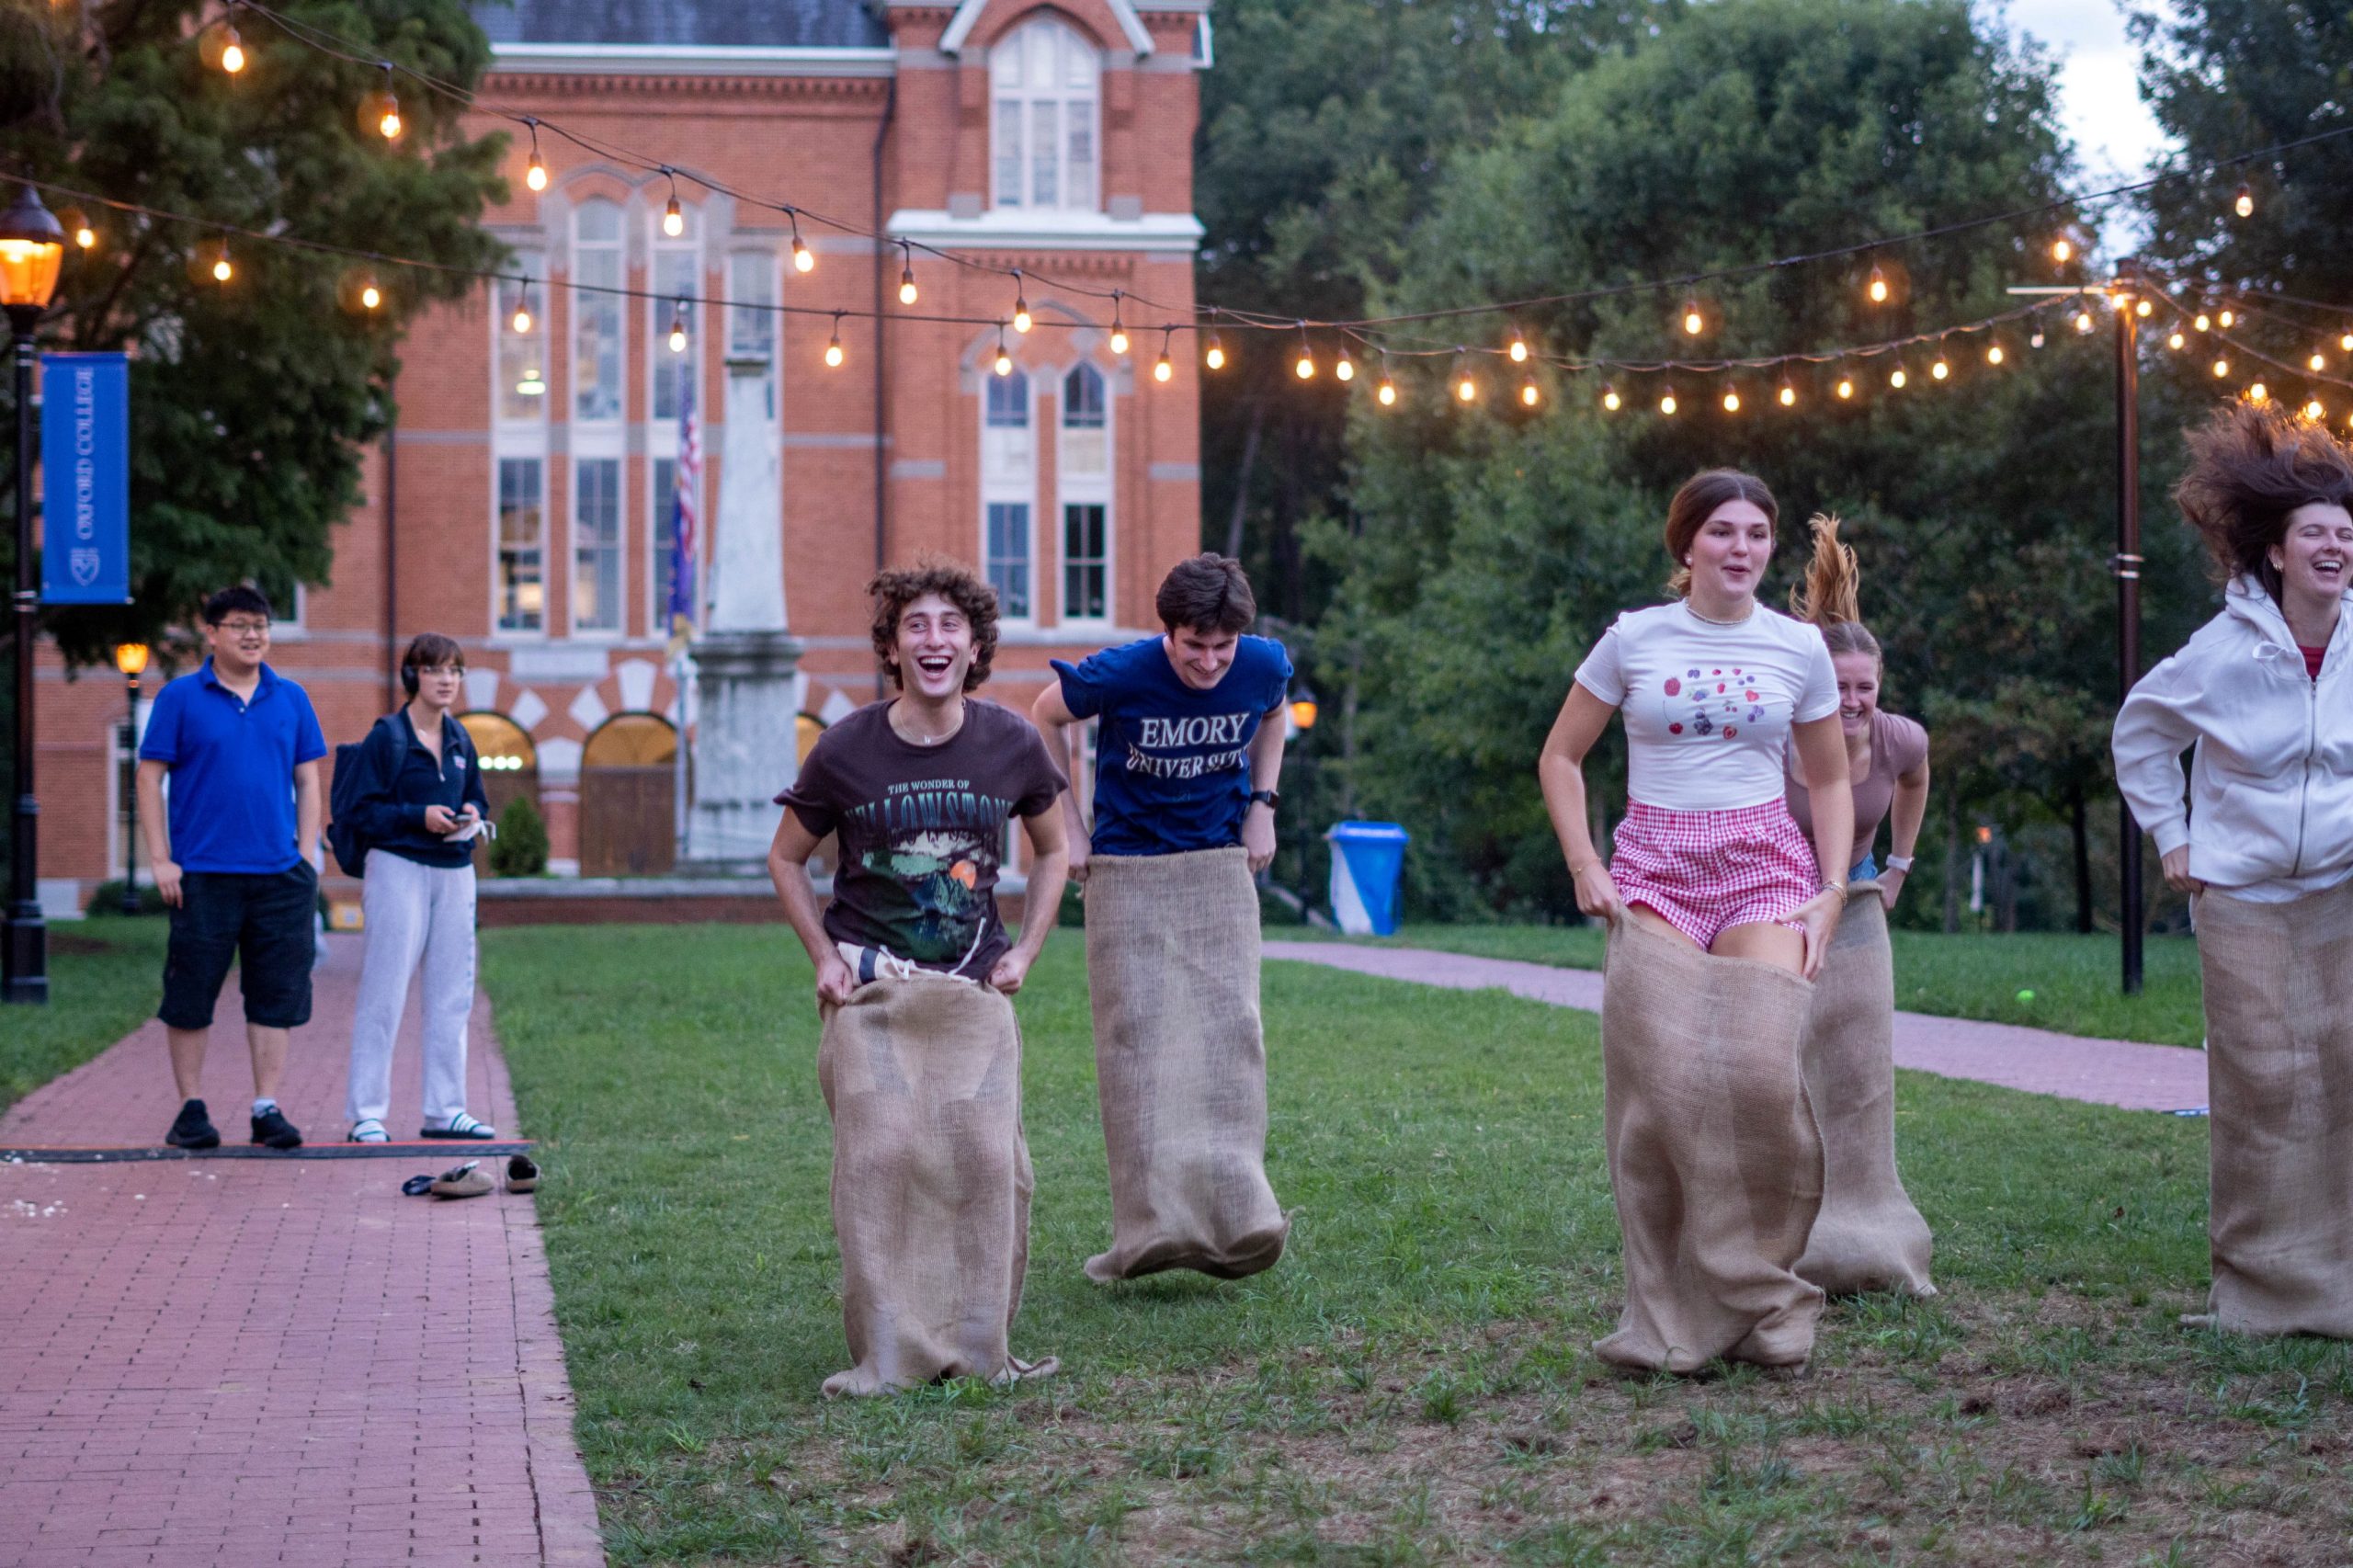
[
  {"x1": 1051, "y1": 634, "x2": 1291, "y2": 857},
  {"x1": 140, "y1": 659, "x2": 327, "y2": 874}
]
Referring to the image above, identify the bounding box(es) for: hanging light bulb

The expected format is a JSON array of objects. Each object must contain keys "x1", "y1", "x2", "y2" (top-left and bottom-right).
[
  {"x1": 1335, "y1": 348, "x2": 1355, "y2": 383},
  {"x1": 1867, "y1": 263, "x2": 1890, "y2": 304},
  {"x1": 1294, "y1": 329, "x2": 1315, "y2": 381},
  {"x1": 1600, "y1": 382, "x2": 1621, "y2": 413},
  {"x1": 1658, "y1": 386, "x2": 1679, "y2": 415},
  {"x1": 1455, "y1": 366, "x2": 1478, "y2": 403},
  {"x1": 790, "y1": 211, "x2": 814, "y2": 273},
  {"x1": 525, "y1": 121, "x2": 548, "y2": 191},
  {"x1": 2305, "y1": 398, "x2": 2326, "y2": 421},
  {"x1": 1986, "y1": 341, "x2": 2006, "y2": 366},
  {"x1": 898, "y1": 243, "x2": 918, "y2": 307},
  {"x1": 1777, "y1": 378, "x2": 1797, "y2": 407},
  {"x1": 2211, "y1": 356, "x2": 2230, "y2": 378},
  {"x1": 1153, "y1": 329, "x2": 1174, "y2": 384},
  {"x1": 211, "y1": 241, "x2": 233, "y2": 283},
  {"x1": 2029, "y1": 330, "x2": 2047, "y2": 349},
  {"x1": 2218, "y1": 308, "x2": 2236, "y2": 328},
  {"x1": 1204, "y1": 333, "x2": 1226, "y2": 371},
  {"x1": 1508, "y1": 327, "x2": 1529, "y2": 363},
  {"x1": 63, "y1": 209, "x2": 95, "y2": 250},
  {"x1": 1835, "y1": 373, "x2": 1856, "y2": 401},
  {"x1": 1930, "y1": 353, "x2": 1951, "y2": 381},
  {"x1": 2339, "y1": 331, "x2": 2353, "y2": 353},
  {"x1": 2165, "y1": 330, "x2": 2185, "y2": 351},
  {"x1": 365, "y1": 66, "x2": 402, "y2": 141},
  {"x1": 1721, "y1": 388, "x2": 1740, "y2": 414},
  {"x1": 220, "y1": 21, "x2": 246, "y2": 74},
  {"x1": 511, "y1": 280, "x2": 533, "y2": 335},
  {"x1": 2194, "y1": 312, "x2": 2211, "y2": 332},
  {"x1": 2135, "y1": 299, "x2": 2153, "y2": 318},
  {"x1": 662, "y1": 171, "x2": 685, "y2": 237},
  {"x1": 1107, "y1": 294, "x2": 1127, "y2": 355},
  {"x1": 1376, "y1": 371, "x2": 1398, "y2": 407},
  {"x1": 1521, "y1": 378, "x2": 1541, "y2": 408},
  {"x1": 359, "y1": 280, "x2": 381, "y2": 311},
  {"x1": 2051, "y1": 235, "x2": 2074, "y2": 264},
  {"x1": 2313, "y1": 351, "x2": 2329, "y2": 372},
  {"x1": 1012, "y1": 273, "x2": 1032, "y2": 334},
  {"x1": 1680, "y1": 300, "x2": 1703, "y2": 336},
  {"x1": 668, "y1": 298, "x2": 688, "y2": 354},
  {"x1": 2074, "y1": 308, "x2": 2096, "y2": 334},
  {"x1": 824, "y1": 314, "x2": 845, "y2": 368},
  {"x1": 2234, "y1": 183, "x2": 2254, "y2": 219},
  {"x1": 2247, "y1": 381, "x2": 2268, "y2": 403},
  {"x1": 993, "y1": 328, "x2": 1013, "y2": 378},
  {"x1": 1889, "y1": 363, "x2": 1908, "y2": 390}
]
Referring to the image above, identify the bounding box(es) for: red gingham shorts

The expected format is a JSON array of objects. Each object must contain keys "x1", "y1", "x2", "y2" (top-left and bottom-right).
[{"x1": 1609, "y1": 800, "x2": 1820, "y2": 949}]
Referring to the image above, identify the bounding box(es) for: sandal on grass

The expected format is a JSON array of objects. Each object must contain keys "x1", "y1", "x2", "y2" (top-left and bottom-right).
[
  {"x1": 420, "y1": 1111, "x2": 496, "y2": 1141},
  {"x1": 429, "y1": 1161, "x2": 494, "y2": 1199}
]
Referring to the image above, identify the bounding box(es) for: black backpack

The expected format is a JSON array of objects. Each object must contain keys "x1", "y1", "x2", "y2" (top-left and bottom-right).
[{"x1": 325, "y1": 722, "x2": 389, "y2": 878}]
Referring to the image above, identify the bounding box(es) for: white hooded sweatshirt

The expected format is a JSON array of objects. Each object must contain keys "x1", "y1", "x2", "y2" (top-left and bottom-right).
[{"x1": 2111, "y1": 575, "x2": 2353, "y2": 898}]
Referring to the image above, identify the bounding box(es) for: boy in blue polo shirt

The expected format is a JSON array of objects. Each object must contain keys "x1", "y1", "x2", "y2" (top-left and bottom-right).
[
  {"x1": 1033, "y1": 555, "x2": 1294, "y2": 1281},
  {"x1": 136, "y1": 586, "x2": 326, "y2": 1151}
]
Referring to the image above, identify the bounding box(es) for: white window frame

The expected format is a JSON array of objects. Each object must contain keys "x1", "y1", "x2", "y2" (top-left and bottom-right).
[
  {"x1": 1056, "y1": 361, "x2": 1113, "y2": 627},
  {"x1": 492, "y1": 258, "x2": 551, "y2": 639},
  {"x1": 990, "y1": 17, "x2": 1100, "y2": 213},
  {"x1": 570, "y1": 202, "x2": 625, "y2": 428},
  {"x1": 570, "y1": 455, "x2": 626, "y2": 638},
  {"x1": 980, "y1": 365, "x2": 1036, "y2": 626}
]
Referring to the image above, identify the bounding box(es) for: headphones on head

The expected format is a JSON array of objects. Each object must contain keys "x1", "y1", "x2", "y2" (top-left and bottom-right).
[{"x1": 400, "y1": 660, "x2": 421, "y2": 699}]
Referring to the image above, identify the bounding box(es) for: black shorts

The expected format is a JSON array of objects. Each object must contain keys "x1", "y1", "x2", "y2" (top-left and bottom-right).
[{"x1": 159, "y1": 866, "x2": 319, "y2": 1030}]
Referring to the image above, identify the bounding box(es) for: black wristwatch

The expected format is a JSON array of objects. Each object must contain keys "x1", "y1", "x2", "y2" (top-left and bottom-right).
[{"x1": 1249, "y1": 789, "x2": 1281, "y2": 810}]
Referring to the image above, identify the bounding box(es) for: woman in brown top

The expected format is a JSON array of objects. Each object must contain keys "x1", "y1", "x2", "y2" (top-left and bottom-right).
[{"x1": 1784, "y1": 516, "x2": 1929, "y2": 903}]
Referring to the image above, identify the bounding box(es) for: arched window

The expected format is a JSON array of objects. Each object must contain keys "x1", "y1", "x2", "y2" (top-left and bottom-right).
[
  {"x1": 570, "y1": 198, "x2": 626, "y2": 635},
  {"x1": 1059, "y1": 364, "x2": 1110, "y2": 622},
  {"x1": 982, "y1": 367, "x2": 1034, "y2": 622},
  {"x1": 991, "y1": 18, "x2": 1098, "y2": 211}
]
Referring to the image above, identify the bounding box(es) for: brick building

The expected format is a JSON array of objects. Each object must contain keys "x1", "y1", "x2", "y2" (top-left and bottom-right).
[{"x1": 32, "y1": 0, "x2": 1211, "y2": 908}]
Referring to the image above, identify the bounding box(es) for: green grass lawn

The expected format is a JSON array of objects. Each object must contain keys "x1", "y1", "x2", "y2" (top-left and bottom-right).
[
  {"x1": 1289, "y1": 922, "x2": 2208, "y2": 1048},
  {"x1": 1, "y1": 915, "x2": 168, "y2": 1113},
  {"x1": 483, "y1": 924, "x2": 2348, "y2": 1566}
]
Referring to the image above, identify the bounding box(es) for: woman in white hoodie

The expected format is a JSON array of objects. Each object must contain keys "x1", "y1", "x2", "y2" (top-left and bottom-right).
[{"x1": 2112, "y1": 400, "x2": 2353, "y2": 1338}]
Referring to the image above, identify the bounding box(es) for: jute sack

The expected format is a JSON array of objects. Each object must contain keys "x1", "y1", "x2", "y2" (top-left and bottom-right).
[
  {"x1": 1794, "y1": 881, "x2": 1936, "y2": 1297},
  {"x1": 1082, "y1": 845, "x2": 1289, "y2": 1282},
  {"x1": 2192, "y1": 881, "x2": 2353, "y2": 1338},
  {"x1": 1597, "y1": 916, "x2": 1826, "y2": 1372},
  {"x1": 817, "y1": 974, "x2": 1058, "y2": 1396}
]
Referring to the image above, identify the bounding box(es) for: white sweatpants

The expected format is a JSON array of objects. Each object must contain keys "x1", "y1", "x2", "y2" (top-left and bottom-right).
[{"x1": 345, "y1": 849, "x2": 478, "y2": 1129}]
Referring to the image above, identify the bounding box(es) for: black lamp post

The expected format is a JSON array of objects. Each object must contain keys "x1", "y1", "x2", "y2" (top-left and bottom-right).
[
  {"x1": 1287, "y1": 682, "x2": 1319, "y2": 923},
  {"x1": 2, "y1": 185, "x2": 63, "y2": 1005},
  {"x1": 115, "y1": 642, "x2": 148, "y2": 915}
]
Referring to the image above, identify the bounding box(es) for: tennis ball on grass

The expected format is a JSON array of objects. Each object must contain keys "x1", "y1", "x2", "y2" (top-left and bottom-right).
[{"x1": 2016, "y1": 988, "x2": 2036, "y2": 1003}]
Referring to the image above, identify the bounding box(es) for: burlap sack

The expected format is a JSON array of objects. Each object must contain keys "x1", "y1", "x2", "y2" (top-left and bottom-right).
[
  {"x1": 2192, "y1": 881, "x2": 2353, "y2": 1339},
  {"x1": 1794, "y1": 882, "x2": 1937, "y2": 1297},
  {"x1": 1597, "y1": 917, "x2": 1826, "y2": 1372},
  {"x1": 816, "y1": 974, "x2": 1058, "y2": 1396},
  {"x1": 1081, "y1": 845, "x2": 1289, "y2": 1281}
]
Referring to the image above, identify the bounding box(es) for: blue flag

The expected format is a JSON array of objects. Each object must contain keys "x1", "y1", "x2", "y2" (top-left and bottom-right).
[{"x1": 40, "y1": 352, "x2": 131, "y2": 605}]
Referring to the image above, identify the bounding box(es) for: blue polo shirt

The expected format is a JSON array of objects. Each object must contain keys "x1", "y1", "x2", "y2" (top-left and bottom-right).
[{"x1": 140, "y1": 658, "x2": 327, "y2": 874}]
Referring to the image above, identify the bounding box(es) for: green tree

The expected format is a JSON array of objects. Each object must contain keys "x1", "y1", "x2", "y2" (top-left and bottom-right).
[
  {"x1": 1321, "y1": 0, "x2": 2210, "y2": 923},
  {"x1": 0, "y1": 0, "x2": 507, "y2": 665}
]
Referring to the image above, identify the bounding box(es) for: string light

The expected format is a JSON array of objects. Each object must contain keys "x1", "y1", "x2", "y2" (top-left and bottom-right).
[
  {"x1": 2074, "y1": 308, "x2": 2096, "y2": 334},
  {"x1": 1600, "y1": 382, "x2": 1621, "y2": 412},
  {"x1": 2165, "y1": 329, "x2": 2185, "y2": 351},
  {"x1": 63, "y1": 209, "x2": 95, "y2": 249},
  {"x1": 1335, "y1": 347, "x2": 1356, "y2": 383},
  {"x1": 2340, "y1": 331, "x2": 2353, "y2": 353},
  {"x1": 1658, "y1": 386, "x2": 1679, "y2": 415},
  {"x1": 824, "y1": 312, "x2": 845, "y2": 368},
  {"x1": 1680, "y1": 300, "x2": 1704, "y2": 336},
  {"x1": 1508, "y1": 327, "x2": 1529, "y2": 363},
  {"x1": 1376, "y1": 357, "x2": 1397, "y2": 407},
  {"x1": 1835, "y1": 371, "x2": 1855, "y2": 400},
  {"x1": 1012, "y1": 271, "x2": 1031, "y2": 334},
  {"x1": 2246, "y1": 381, "x2": 2268, "y2": 403},
  {"x1": 1930, "y1": 352, "x2": 1951, "y2": 381},
  {"x1": 359, "y1": 279, "x2": 381, "y2": 311},
  {"x1": 2234, "y1": 183, "x2": 2254, "y2": 219},
  {"x1": 211, "y1": 241, "x2": 233, "y2": 283},
  {"x1": 1777, "y1": 377, "x2": 1797, "y2": 407},
  {"x1": 2029, "y1": 330, "x2": 2046, "y2": 348},
  {"x1": 2211, "y1": 356, "x2": 2230, "y2": 378},
  {"x1": 1454, "y1": 355, "x2": 1478, "y2": 403},
  {"x1": 1889, "y1": 361, "x2": 1909, "y2": 390},
  {"x1": 1153, "y1": 328, "x2": 1174, "y2": 384},
  {"x1": 2218, "y1": 308, "x2": 2236, "y2": 328},
  {"x1": 1721, "y1": 388, "x2": 1740, "y2": 414},
  {"x1": 1866, "y1": 262, "x2": 1890, "y2": 304},
  {"x1": 2052, "y1": 236, "x2": 2074, "y2": 264},
  {"x1": 1294, "y1": 326, "x2": 1315, "y2": 381},
  {"x1": 993, "y1": 327, "x2": 1013, "y2": 378},
  {"x1": 1985, "y1": 341, "x2": 2006, "y2": 366},
  {"x1": 219, "y1": 20, "x2": 246, "y2": 74},
  {"x1": 366, "y1": 65, "x2": 402, "y2": 141},
  {"x1": 667, "y1": 297, "x2": 688, "y2": 353},
  {"x1": 525, "y1": 120, "x2": 548, "y2": 192},
  {"x1": 662, "y1": 170, "x2": 684, "y2": 237},
  {"x1": 2135, "y1": 298, "x2": 2153, "y2": 317},
  {"x1": 510, "y1": 278, "x2": 532, "y2": 335},
  {"x1": 1521, "y1": 377, "x2": 1541, "y2": 408},
  {"x1": 2312, "y1": 351, "x2": 2329, "y2": 372},
  {"x1": 1107, "y1": 292, "x2": 1127, "y2": 355},
  {"x1": 2306, "y1": 398, "x2": 2326, "y2": 421},
  {"x1": 2194, "y1": 312, "x2": 2211, "y2": 332},
  {"x1": 790, "y1": 211, "x2": 813, "y2": 273},
  {"x1": 1204, "y1": 332, "x2": 1226, "y2": 371},
  {"x1": 898, "y1": 242, "x2": 918, "y2": 307}
]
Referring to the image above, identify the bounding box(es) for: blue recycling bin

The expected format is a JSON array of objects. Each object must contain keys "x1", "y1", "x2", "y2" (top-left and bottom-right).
[{"x1": 1327, "y1": 822, "x2": 1410, "y2": 936}]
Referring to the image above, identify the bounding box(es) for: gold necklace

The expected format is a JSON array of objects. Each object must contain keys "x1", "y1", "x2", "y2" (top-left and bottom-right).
[{"x1": 1684, "y1": 599, "x2": 1755, "y2": 627}]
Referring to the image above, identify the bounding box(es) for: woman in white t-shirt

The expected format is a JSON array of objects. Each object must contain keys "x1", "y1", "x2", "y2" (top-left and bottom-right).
[{"x1": 1540, "y1": 470, "x2": 1855, "y2": 974}]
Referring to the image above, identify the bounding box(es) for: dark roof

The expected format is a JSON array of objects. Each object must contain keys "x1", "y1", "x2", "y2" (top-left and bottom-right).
[{"x1": 475, "y1": 0, "x2": 891, "y2": 51}]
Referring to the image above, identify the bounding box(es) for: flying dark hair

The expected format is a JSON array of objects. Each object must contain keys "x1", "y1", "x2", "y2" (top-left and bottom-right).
[
  {"x1": 202, "y1": 585, "x2": 273, "y2": 625},
  {"x1": 2176, "y1": 401, "x2": 2353, "y2": 604},
  {"x1": 1663, "y1": 469, "x2": 1778, "y2": 597},
  {"x1": 868, "y1": 558, "x2": 999, "y2": 691},
  {"x1": 1154, "y1": 553, "x2": 1256, "y2": 634}
]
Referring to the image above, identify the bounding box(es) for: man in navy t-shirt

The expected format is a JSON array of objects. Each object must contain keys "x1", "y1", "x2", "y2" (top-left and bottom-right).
[
  {"x1": 1033, "y1": 554, "x2": 1294, "y2": 1283},
  {"x1": 136, "y1": 586, "x2": 326, "y2": 1153},
  {"x1": 1036, "y1": 556, "x2": 1291, "y2": 875}
]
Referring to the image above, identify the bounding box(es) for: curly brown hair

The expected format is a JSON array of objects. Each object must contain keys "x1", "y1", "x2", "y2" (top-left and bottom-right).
[
  {"x1": 2177, "y1": 401, "x2": 2353, "y2": 604},
  {"x1": 868, "y1": 558, "x2": 999, "y2": 691}
]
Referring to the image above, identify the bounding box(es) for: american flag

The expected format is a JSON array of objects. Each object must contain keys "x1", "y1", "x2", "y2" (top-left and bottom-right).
[{"x1": 666, "y1": 379, "x2": 699, "y2": 642}]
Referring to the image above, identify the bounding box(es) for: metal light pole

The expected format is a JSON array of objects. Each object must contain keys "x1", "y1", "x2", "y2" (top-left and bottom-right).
[
  {"x1": 1287, "y1": 684, "x2": 1319, "y2": 923},
  {"x1": 115, "y1": 642, "x2": 149, "y2": 915},
  {"x1": 1, "y1": 185, "x2": 63, "y2": 1005},
  {"x1": 2008, "y1": 260, "x2": 2145, "y2": 995}
]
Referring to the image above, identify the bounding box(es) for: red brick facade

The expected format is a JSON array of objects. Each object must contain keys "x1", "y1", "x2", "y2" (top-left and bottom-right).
[{"x1": 31, "y1": 0, "x2": 1210, "y2": 906}]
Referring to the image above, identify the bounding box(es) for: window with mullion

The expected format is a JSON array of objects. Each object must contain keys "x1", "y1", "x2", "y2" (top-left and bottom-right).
[
  {"x1": 990, "y1": 19, "x2": 1100, "y2": 211},
  {"x1": 572, "y1": 456, "x2": 624, "y2": 633}
]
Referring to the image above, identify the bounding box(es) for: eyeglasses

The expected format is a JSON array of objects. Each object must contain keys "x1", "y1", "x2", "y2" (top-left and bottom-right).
[
  {"x1": 211, "y1": 619, "x2": 271, "y2": 636},
  {"x1": 414, "y1": 665, "x2": 464, "y2": 679}
]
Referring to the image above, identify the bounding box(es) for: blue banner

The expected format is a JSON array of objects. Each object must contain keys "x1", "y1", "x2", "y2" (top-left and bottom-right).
[{"x1": 40, "y1": 351, "x2": 131, "y2": 605}]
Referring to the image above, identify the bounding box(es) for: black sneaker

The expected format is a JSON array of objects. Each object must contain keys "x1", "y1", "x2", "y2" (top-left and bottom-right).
[
  {"x1": 165, "y1": 1098, "x2": 220, "y2": 1151},
  {"x1": 250, "y1": 1106, "x2": 303, "y2": 1151}
]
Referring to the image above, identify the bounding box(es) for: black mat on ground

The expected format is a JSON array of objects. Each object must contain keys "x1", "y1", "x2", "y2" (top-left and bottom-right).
[{"x1": 2, "y1": 1141, "x2": 536, "y2": 1165}]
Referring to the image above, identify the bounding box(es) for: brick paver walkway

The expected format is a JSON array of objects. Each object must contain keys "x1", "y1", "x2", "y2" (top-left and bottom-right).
[
  {"x1": 0, "y1": 937, "x2": 603, "y2": 1567},
  {"x1": 1266, "y1": 941, "x2": 2211, "y2": 1113}
]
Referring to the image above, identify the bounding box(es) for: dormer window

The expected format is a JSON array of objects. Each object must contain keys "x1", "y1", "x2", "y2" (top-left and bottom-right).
[{"x1": 991, "y1": 17, "x2": 1098, "y2": 211}]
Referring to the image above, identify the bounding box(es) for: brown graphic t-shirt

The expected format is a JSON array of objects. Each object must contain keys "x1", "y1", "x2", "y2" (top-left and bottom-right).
[{"x1": 778, "y1": 699, "x2": 1066, "y2": 975}]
